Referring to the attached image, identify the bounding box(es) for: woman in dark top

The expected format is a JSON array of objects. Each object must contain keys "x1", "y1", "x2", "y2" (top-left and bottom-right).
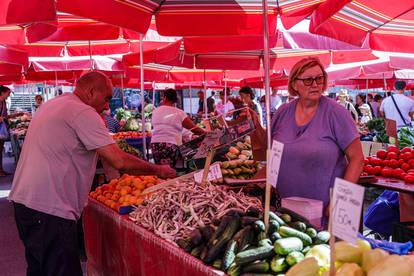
[
  {"x1": 0, "y1": 86, "x2": 17, "y2": 175},
  {"x1": 239, "y1": 86, "x2": 263, "y2": 125}
]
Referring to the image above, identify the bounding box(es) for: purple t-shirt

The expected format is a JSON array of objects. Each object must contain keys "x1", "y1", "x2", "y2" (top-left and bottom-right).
[{"x1": 271, "y1": 96, "x2": 359, "y2": 207}]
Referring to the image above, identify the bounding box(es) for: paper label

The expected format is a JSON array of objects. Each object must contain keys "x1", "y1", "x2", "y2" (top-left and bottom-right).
[
  {"x1": 268, "y1": 140, "x2": 284, "y2": 188},
  {"x1": 194, "y1": 163, "x2": 223, "y2": 183},
  {"x1": 331, "y1": 178, "x2": 365, "y2": 244}
]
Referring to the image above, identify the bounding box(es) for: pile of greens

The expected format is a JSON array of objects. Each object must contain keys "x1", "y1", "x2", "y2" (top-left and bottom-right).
[
  {"x1": 398, "y1": 127, "x2": 414, "y2": 148},
  {"x1": 366, "y1": 118, "x2": 389, "y2": 143}
]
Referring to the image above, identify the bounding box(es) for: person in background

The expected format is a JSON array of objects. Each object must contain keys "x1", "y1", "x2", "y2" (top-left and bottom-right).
[
  {"x1": 270, "y1": 89, "x2": 283, "y2": 114},
  {"x1": 31, "y1": 94, "x2": 43, "y2": 115},
  {"x1": 250, "y1": 57, "x2": 363, "y2": 222},
  {"x1": 216, "y1": 88, "x2": 235, "y2": 115},
  {"x1": 380, "y1": 80, "x2": 414, "y2": 130},
  {"x1": 102, "y1": 109, "x2": 120, "y2": 133},
  {"x1": 370, "y1": 94, "x2": 383, "y2": 117},
  {"x1": 8, "y1": 72, "x2": 176, "y2": 276},
  {"x1": 354, "y1": 94, "x2": 366, "y2": 118},
  {"x1": 409, "y1": 89, "x2": 414, "y2": 101},
  {"x1": 197, "y1": 90, "x2": 215, "y2": 115},
  {"x1": 151, "y1": 89, "x2": 206, "y2": 169},
  {"x1": 337, "y1": 89, "x2": 358, "y2": 122},
  {"x1": 239, "y1": 86, "x2": 263, "y2": 125},
  {"x1": 347, "y1": 95, "x2": 354, "y2": 105},
  {"x1": 143, "y1": 98, "x2": 155, "y2": 114}
]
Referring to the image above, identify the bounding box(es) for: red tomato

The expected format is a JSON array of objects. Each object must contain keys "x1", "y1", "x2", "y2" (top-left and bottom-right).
[
  {"x1": 408, "y1": 159, "x2": 414, "y2": 169},
  {"x1": 388, "y1": 146, "x2": 400, "y2": 154},
  {"x1": 382, "y1": 160, "x2": 390, "y2": 167},
  {"x1": 401, "y1": 147, "x2": 412, "y2": 154},
  {"x1": 369, "y1": 157, "x2": 383, "y2": 166},
  {"x1": 376, "y1": 149, "x2": 388, "y2": 160},
  {"x1": 401, "y1": 163, "x2": 411, "y2": 172},
  {"x1": 400, "y1": 173, "x2": 408, "y2": 180},
  {"x1": 363, "y1": 159, "x2": 369, "y2": 165},
  {"x1": 404, "y1": 175, "x2": 414, "y2": 183},
  {"x1": 393, "y1": 168, "x2": 405, "y2": 179},
  {"x1": 381, "y1": 167, "x2": 394, "y2": 177},
  {"x1": 373, "y1": 166, "x2": 383, "y2": 175},
  {"x1": 407, "y1": 169, "x2": 414, "y2": 174},
  {"x1": 401, "y1": 152, "x2": 414, "y2": 161},
  {"x1": 388, "y1": 159, "x2": 399, "y2": 169},
  {"x1": 398, "y1": 159, "x2": 405, "y2": 166},
  {"x1": 363, "y1": 165, "x2": 372, "y2": 173},
  {"x1": 386, "y1": 152, "x2": 398, "y2": 160}
]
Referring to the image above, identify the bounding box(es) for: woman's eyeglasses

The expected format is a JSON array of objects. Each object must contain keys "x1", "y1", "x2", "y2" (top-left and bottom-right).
[{"x1": 296, "y1": 75, "x2": 325, "y2": 86}]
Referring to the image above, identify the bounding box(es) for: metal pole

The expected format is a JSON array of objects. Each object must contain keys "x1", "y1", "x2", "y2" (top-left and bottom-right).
[
  {"x1": 189, "y1": 85, "x2": 193, "y2": 115},
  {"x1": 262, "y1": 0, "x2": 273, "y2": 228},
  {"x1": 203, "y1": 70, "x2": 208, "y2": 118},
  {"x1": 224, "y1": 71, "x2": 228, "y2": 114},
  {"x1": 139, "y1": 33, "x2": 147, "y2": 159},
  {"x1": 383, "y1": 73, "x2": 387, "y2": 90},
  {"x1": 121, "y1": 75, "x2": 125, "y2": 108}
]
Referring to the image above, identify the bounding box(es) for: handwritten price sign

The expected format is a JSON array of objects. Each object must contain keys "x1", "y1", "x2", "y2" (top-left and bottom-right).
[
  {"x1": 268, "y1": 140, "x2": 284, "y2": 188},
  {"x1": 331, "y1": 178, "x2": 365, "y2": 244},
  {"x1": 194, "y1": 163, "x2": 222, "y2": 184}
]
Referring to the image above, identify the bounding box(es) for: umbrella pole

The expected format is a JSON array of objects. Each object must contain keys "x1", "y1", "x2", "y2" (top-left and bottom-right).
[
  {"x1": 139, "y1": 33, "x2": 147, "y2": 160},
  {"x1": 383, "y1": 73, "x2": 387, "y2": 90},
  {"x1": 204, "y1": 70, "x2": 208, "y2": 119},
  {"x1": 121, "y1": 75, "x2": 125, "y2": 108},
  {"x1": 224, "y1": 71, "x2": 228, "y2": 114},
  {"x1": 262, "y1": 0, "x2": 273, "y2": 229},
  {"x1": 189, "y1": 85, "x2": 192, "y2": 115}
]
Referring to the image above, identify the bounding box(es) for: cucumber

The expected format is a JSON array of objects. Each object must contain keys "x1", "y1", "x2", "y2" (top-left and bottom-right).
[
  {"x1": 268, "y1": 220, "x2": 280, "y2": 233},
  {"x1": 270, "y1": 232, "x2": 282, "y2": 243},
  {"x1": 222, "y1": 240, "x2": 238, "y2": 271},
  {"x1": 258, "y1": 239, "x2": 272, "y2": 247},
  {"x1": 305, "y1": 228, "x2": 317, "y2": 239},
  {"x1": 269, "y1": 212, "x2": 286, "y2": 226},
  {"x1": 314, "y1": 231, "x2": 330, "y2": 244},
  {"x1": 301, "y1": 246, "x2": 311, "y2": 255},
  {"x1": 235, "y1": 245, "x2": 274, "y2": 265},
  {"x1": 274, "y1": 237, "x2": 303, "y2": 255},
  {"x1": 285, "y1": 251, "x2": 304, "y2": 266},
  {"x1": 280, "y1": 214, "x2": 292, "y2": 223},
  {"x1": 289, "y1": 221, "x2": 306, "y2": 232},
  {"x1": 279, "y1": 226, "x2": 313, "y2": 246},
  {"x1": 228, "y1": 263, "x2": 241, "y2": 276},
  {"x1": 270, "y1": 256, "x2": 288, "y2": 273},
  {"x1": 242, "y1": 260, "x2": 270, "y2": 273},
  {"x1": 254, "y1": 220, "x2": 266, "y2": 233}
]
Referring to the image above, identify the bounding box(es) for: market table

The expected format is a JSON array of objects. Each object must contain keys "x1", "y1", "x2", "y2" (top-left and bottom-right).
[
  {"x1": 358, "y1": 176, "x2": 414, "y2": 195},
  {"x1": 83, "y1": 198, "x2": 222, "y2": 276}
]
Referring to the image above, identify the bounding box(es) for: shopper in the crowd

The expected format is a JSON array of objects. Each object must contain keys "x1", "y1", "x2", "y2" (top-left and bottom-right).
[
  {"x1": 370, "y1": 94, "x2": 383, "y2": 117},
  {"x1": 143, "y1": 97, "x2": 155, "y2": 114},
  {"x1": 380, "y1": 80, "x2": 414, "y2": 130},
  {"x1": 31, "y1": 94, "x2": 43, "y2": 115},
  {"x1": 197, "y1": 90, "x2": 215, "y2": 115},
  {"x1": 367, "y1": 94, "x2": 375, "y2": 117},
  {"x1": 102, "y1": 109, "x2": 121, "y2": 133},
  {"x1": 270, "y1": 89, "x2": 283, "y2": 114},
  {"x1": 249, "y1": 57, "x2": 363, "y2": 220},
  {"x1": 354, "y1": 94, "x2": 366, "y2": 118},
  {"x1": 239, "y1": 86, "x2": 263, "y2": 125},
  {"x1": 151, "y1": 88, "x2": 206, "y2": 168},
  {"x1": 337, "y1": 89, "x2": 358, "y2": 122},
  {"x1": 216, "y1": 88, "x2": 235, "y2": 115},
  {"x1": 9, "y1": 72, "x2": 176, "y2": 276}
]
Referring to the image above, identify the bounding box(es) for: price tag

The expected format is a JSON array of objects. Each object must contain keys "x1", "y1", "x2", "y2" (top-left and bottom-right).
[
  {"x1": 194, "y1": 163, "x2": 223, "y2": 184},
  {"x1": 193, "y1": 129, "x2": 222, "y2": 159},
  {"x1": 331, "y1": 178, "x2": 365, "y2": 244},
  {"x1": 267, "y1": 140, "x2": 284, "y2": 188}
]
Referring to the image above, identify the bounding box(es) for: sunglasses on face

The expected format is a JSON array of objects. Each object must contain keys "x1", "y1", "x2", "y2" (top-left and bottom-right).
[{"x1": 296, "y1": 75, "x2": 325, "y2": 86}]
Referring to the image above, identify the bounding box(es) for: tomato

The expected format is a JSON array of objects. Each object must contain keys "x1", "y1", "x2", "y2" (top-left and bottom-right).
[
  {"x1": 388, "y1": 159, "x2": 399, "y2": 169},
  {"x1": 400, "y1": 173, "x2": 408, "y2": 180},
  {"x1": 401, "y1": 152, "x2": 414, "y2": 161},
  {"x1": 373, "y1": 166, "x2": 383, "y2": 175},
  {"x1": 363, "y1": 159, "x2": 369, "y2": 165},
  {"x1": 393, "y1": 168, "x2": 405, "y2": 179},
  {"x1": 404, "y1": 175, "x2": 414, "y2": 183},
  {"x1": 398, "y1": 159, "x2": 405, "y2": 166},
  {"x1": 401, "y1": 147, "x2": 412, "y2": 154},
  {"x1": 363, "y1": 165, "x2": 372, "y2": 173},
  {"x1": 407, "y1": 169, "x2": 414, "y2": 174},
  {"x1": 401, "y1": 163, "x2": 411, "y2": 172},
  {"x1": 388, "y1": 146, "x2": 400, "y2": 154},
  {"x1": 408, "y1": 159, "x2": 414, "y2": 169},
  {"x1": 381, "y1": 167, "x2": 394, "y2": 177},
  {"x1": 386, "y1": 152, "x2": 398, "y2": 160},
  {"x1": 376, "y1": 149, "x2": 388, "y2": 160},
  {"x1": 360, "y1": 172, "x2": 368, "y2": 176},
  {"x1": 382, "y1": 160, "x2": 390, "y2": 167},
  {"x1": 369, "y1": 157, "x2": 383, "y2": 166}
]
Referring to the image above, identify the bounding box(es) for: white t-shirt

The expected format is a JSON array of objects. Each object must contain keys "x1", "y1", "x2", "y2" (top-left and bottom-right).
[
  {"x1": 271, "y1": 95, "x2": 282, "y2": 112},
  {"x1": 380, "y1": 94, "x2": 414, "y2": 129},
  {"x1": 216, "y1": 100, "x2": 235, "y2": 115},
  {"x1": 151, "y1": 105, "x2": 188, "y2": 145},
  {"x1": 9, "y1": 93, "x2": 114, "y2": 220}
]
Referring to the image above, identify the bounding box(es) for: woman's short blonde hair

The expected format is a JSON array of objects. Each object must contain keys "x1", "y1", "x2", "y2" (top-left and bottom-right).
[{"x1": 288, "y1": 57, "x2": 328, "y2": 97}]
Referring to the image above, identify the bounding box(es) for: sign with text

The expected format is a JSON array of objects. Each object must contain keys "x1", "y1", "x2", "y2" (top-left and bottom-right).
[
  {"x1": 194, "y1": 163, "x2": 222, "y2": 183},
  {"x1": 268, "y1": 140, "x2": 284, "y2": 188},
  {"x1": 331, "y1": 178, "x2": 365, "y2": 244},
  {"x1": 385, "y1": 119, "x2": 398, "y2": 147},
  {"x1": 193, "y1": 129, "x2": 223, "y2": 159},
  {"x1": 153, "y1": 83, "x2": 175, "y2": 90}
]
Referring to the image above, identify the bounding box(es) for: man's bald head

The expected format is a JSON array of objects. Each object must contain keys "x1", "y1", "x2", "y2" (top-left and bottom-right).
[{"x1": 74, "y1": 71, "x2": 113, "y2": 113}]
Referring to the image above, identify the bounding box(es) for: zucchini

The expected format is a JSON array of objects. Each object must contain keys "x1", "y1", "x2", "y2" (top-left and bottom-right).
[
  {"x1": 235, "y1": 245, "x2": 274, "y2": 265},
  {"x1": 268, "y1": 220, "x2": 280, "y2": 234},
  {"x1": 270, "y1": 256, "x2": 288, "y2": 273},
  {"x1": 289, "y1": 222, "x2": 306, "y2": 232},
  {"x1": 208, "y1": 215, "x2": 232, "y2": 247},
  {"x1": 269, "y1": 212, "x2": 286, "y2": 226},
  {"x1": 285, "y1": 251, "x2": 304, "y2": 266},
  {"x1": 200, "y1": 225, "x2": 215, "y2": 241},
  {"x1": 314, "y1": 231, "x2": 330, "y2": 244},
  {"x1": 270, "y1": 232, "x2": 282, "y2": 243},
  {"x1": 254, "y1": 220, "x2": 266, "y2": 233},
  {"x1": 280, "y1": 214, "x2": 292, "y2": 223},
  {"x1": 222, "y1": 240, "x2": 238, "y2": 271},
  {"x1": 301, "y1": 246, "x2": 311, "y2": 255},
  {"x1": 228, "y1": 263, "x2": 241, "y2": 276},
  {"x1": 241, "y1": 216, "x2": 260, "y2": 226},
  {"x1": 279, "y1": 226, "x2": 312, "y2": 246},
  {"x1": 242, "y1": 260, "x2": 270, "y2": 273},
  {"x1": 258, "y1": 239, "x2": 272, "y2": 247},
  {"x1": 274, "y1": 237, "x2": 303, "y2": 255},
  {"x1": 213, "y1": 259, "x2": 222, "y2": 269},
  {"x1": 305, "y1": 228, "x2": 317, "y2": 239},
  {"x1": 234, "y1": 225, "x2": 255, "y2": 251}
]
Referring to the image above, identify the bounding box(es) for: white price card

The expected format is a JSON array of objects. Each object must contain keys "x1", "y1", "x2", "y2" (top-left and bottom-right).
[
  {"x1": 194, "y1": 163, "x2": 223, "y2": 184},
  {"x1": 268, "y1": 140, "x2": 284, "y2": 188},
  {"x1": 331, "y1": 178, "x2": 365, "y2": 244}
]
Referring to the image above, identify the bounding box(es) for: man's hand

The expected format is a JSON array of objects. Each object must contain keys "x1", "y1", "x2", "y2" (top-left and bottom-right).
[{"x1": 157, "y1": 165, "x2": 176, "y2": 179}]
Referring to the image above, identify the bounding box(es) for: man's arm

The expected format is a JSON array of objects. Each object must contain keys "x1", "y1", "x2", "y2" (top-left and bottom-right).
[{"x1": 96, "y1": 144, "x2": 176, "y2": 178}]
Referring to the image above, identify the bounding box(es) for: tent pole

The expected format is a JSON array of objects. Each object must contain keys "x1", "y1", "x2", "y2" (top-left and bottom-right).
[
  {"x1": 189, "y1": 85, "x2": 192, "y2": 115},
  {"x1": 204, "y1": 70, "x2": 208, "y2": 119},
  {"x1": 383, "y1": 73, "x2": 387, "y2": 91},
  {"x1": 224, "y1": 71, "x2": 228, "y2": 114},
  {"x1": 139, "y1": 33, "x2": 147, "y2": 160},
  {"x1": 262, "y1": 0, "x2": 272, "y2": 228},
  {"x1": 121, "y1": 75, "x2": 125, "y2": 108}
]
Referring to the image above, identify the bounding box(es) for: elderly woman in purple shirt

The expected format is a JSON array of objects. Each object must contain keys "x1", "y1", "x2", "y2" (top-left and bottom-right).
[{"x1": 251, "y1": 57, "x2": 363, "y2": 217}]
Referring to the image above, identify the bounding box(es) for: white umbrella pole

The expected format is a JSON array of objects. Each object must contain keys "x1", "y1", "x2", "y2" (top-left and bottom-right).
[
  {"x1": 204, "y1": 70, "x2": 208, "y2": 118},
  {"x1": 262, "y1": 0, "x2": 273, "y2": 228},
  {"x1": 139, "y1": 33, "x2": 147, "y2": 160},
  {"x1": 224, "y1": 71, "x2": 228, "y2": 114},
  {"x1": 121, "y1": 75, "x2": 125, "y2": 108},
  {"x1": 383, "y1": 73, "x2": 387, "y2": 90},
  {"x1": 189, "y1": 85, "x2": 193, "y2": 115}
]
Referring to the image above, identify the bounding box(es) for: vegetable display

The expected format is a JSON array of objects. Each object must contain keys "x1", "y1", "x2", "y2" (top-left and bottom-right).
[
  {"x1": 116, "y1": 139, "x2": 143, "y2": 158},
  {"x1": 112, "y1": 131, "x2": 150, "y2": 140},
  {"x1": 399, "y1": 127, "x2": 414, "y2": 149},
  {"x1": 363, "y1": 146, "x2": 414, "y2": 183},
  {"x1": 9, "y1": 113, "x2": 31, "y2": 137},
  {"x1": 129, "y1": 178, "x2": 262, "y2": 242},
  {"x1": 221, "y1": 159, "x2": 261, "y2": 180},
  {"x1": 225, "y1": 136, "x2": 252, "y2": 160}
]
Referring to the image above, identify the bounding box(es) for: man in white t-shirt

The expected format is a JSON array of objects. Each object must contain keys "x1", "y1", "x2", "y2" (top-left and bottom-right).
[
  {"x1": 380, "y1": 80, "x2": 414, "y2": 129},
  {"x1": 9, "y1": 72, "x2": 176, "y2": 276}
]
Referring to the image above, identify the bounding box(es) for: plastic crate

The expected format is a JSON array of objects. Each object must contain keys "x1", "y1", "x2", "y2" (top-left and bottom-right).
[{"x1": 393, "y1": 221, "x2": 414, "y2": 245}]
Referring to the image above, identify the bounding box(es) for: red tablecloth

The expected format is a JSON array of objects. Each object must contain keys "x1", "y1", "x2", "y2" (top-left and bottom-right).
[{"x1": 83, "y1": 198, "x2": 223, "y2": 276}]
